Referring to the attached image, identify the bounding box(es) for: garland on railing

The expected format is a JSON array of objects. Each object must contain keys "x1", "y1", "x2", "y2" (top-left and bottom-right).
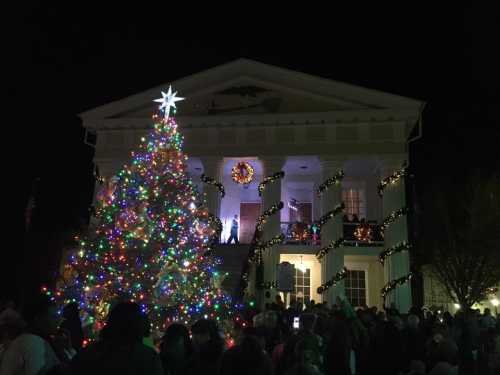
[
  {"x1": 256, "y1": 201, "x2": 284, "y2": 231},
  {"x1": 381, "y1": 207, "x2": 409, "y2": 235},
  {"x1": 200, "y1": 174, "x2": 225, "y2": 198},
  {"x1": 317, "y1": 267, "x2": 348, "y2": 294},
  {"x1": 317, "y1": 170, "x2": 345, "y2": 196},
  {"x1": 316, "y1": 238, "x2": 344, "y2": 260},
  {"x1": 258, "y1": 171, "x2": 285, "y2": 196},
  {"x1": 255, "y1": 234, "x2": 285, "y2": 254},
  {"x1": 379, "y1": 241, "x2": 411, "y2": 265},
  {"x1": 378, "y1": 162, "x2": 407, "y2": 196},
  {"x1": 259, "y1": 281, "x2": 278, "y2": 290},
  {"x1": 381, "y1": 273, "x2": 413, "y2": 304},
  {"x1": 316, "y1": 202, "x2": 345, "y2": 229}
]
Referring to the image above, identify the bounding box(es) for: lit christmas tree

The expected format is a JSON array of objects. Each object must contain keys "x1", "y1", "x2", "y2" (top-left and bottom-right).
[{"x1": 54, "y1": 87, "x2": 236, "y2": 337}]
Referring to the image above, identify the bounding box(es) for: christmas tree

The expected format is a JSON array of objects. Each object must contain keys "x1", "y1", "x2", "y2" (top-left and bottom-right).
[{"x1": 54, "y1": 87, "x2": 235, "y2": 337}]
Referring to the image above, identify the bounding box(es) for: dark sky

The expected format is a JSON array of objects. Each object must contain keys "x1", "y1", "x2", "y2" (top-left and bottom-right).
[{"x1": 5, "y1": 4, "x2": 499, "y2": 299}]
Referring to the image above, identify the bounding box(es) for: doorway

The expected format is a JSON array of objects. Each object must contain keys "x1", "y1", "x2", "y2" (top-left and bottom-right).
[{"x1": 239, "y1": 202, "x2": 261, "y2": 244}]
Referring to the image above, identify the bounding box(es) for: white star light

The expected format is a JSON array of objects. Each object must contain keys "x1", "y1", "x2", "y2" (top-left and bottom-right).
[{"x1": 154, "y1": 86, "x2": 184, "y2": 120}]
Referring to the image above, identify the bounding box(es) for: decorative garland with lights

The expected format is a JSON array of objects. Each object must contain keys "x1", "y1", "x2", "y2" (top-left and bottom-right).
[
  {"x1": 317, "y1": 267, "x2": 348, "y2": 294},
  {"x1": 258, "y1": 171, "x2": 285, "y2": 196},
  {"x1": 256, "y1": 201, "x2": 284, "y2": 231},
  {"x1": 237, "y1": 225, "x2": 266, "y2": 300},
  {"x1": 259, "y1": 281, "x2": 278, "y2": 290},
  {"x1": 316, "y1": 238, "x2": 344, "y2": 260},
  {"x1": 378, "y1": 162, "x2": 407, "y2": 196},
  {"x1": 381, "y1": 207, "x2": 409, "y2": 235},
  {"x1": 201, "y1": 174, "x2": 225, "y2": 198},
  {"x1": 231, "y1": 161, "x2": 255, "y2": 184},
  {"x1": 379, "y1": 241, "x2": 411, "y2": 265},
  {"x1": 316, "y1": 202, "x2": 345, "y2": 229},
  {"x1": 317, "y1": 170, "x2": 345, "y2": 196},
  {"x1": 381, "y1": 273, "x2": 413, "y2": 304},
  {"x1": 255, "y1": 234, "x2": 285, "y2": 254}
]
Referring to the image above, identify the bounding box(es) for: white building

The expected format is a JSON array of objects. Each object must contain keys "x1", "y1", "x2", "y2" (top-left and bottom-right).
[{"x1": 80, "y1": 59, "x2": 423, "y2": 313}]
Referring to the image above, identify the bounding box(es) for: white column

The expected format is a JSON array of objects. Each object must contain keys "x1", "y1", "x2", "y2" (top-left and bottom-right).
[
  {"x1": 312, "y1": 179, "x2": 322, "y2": 224},
  {"x1": 201, "y1": 157, "x2": 224, "y2": 218},
  {"x1": 319, "y1": 157, "x2": 345, "y2": 306},
  {"x1": 380, "y1": 156, "x2": 412, "y2": 313},
  {"x1": 260, "y1": 157, "x2": 285, "y2": 301}
]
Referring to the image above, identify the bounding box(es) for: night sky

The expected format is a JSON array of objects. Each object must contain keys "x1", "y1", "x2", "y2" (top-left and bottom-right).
[{"x1": 5, "y1": 4, "x2": 499, "y2": 301}]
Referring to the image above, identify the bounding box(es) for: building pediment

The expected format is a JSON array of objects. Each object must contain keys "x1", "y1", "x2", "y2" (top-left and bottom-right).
[{"x1": 80, "y1": 59, "x2": 422, "y2": 127}]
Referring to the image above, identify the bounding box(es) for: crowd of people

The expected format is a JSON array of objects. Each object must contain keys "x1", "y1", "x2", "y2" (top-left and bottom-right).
[{"x1": 1, "y1": 294, "x2": 499, "y2": 375}]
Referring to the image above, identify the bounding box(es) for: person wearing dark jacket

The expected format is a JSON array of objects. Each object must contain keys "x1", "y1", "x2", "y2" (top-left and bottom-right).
[
  {"x1": 160, "y1": 323, "x2": 192, "y2": 375},
  {"x1": 220, "y1": 335, "x2": 273, "y2": 375},
  {"x1": 70, "y1": 302, "x2": 163, "y2": 375},
  {"x1": 186, "y1": 319, "x2": 224, "y2": 375},
  {"x1": 60, "y1": 302, "x2": 84, "y2": 352}
]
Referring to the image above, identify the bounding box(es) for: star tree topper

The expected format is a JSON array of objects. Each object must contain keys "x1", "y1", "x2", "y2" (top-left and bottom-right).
[{"x1": 154, "y1": 86, "x2": 184, "y2": 121}]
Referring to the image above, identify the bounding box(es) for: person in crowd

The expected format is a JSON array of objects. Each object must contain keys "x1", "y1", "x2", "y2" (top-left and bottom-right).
[
  {"x1": 59, "y1": 302, "x2": 83, "y2": 352},
  {"x1": 480, "y1": 308, "x2": 497, "y2": 331},
  {"x1": 160, "y1": 323, "x2": 192, "y2": 375},
  {"x1": 405, "y1": 314, "x2": 426, "y2": 366},
  {"x1": 274, "y1": 295, "x2": 285, "y2": 312},
  {"x1": 0, "y1": 304, "x2": 26, "y2": 363},
  {"x1": 70, "y1": 302, "x2": 163, "y2": 375},
  {"x1": 325, "y1": 317, "x2": 351, "y2": 375},
  {"x1": 0, "y1": 294, "x2": 72, "y2": 375},
  {"x1": 427, "y1": 337, "x2": 458, "y2": 375},
  {"x1": 220, "y1": 334, "x2": 273, "y2": 375},
  {"x1": 186, "y1": 319, "x2": 224, "y2": 375}
]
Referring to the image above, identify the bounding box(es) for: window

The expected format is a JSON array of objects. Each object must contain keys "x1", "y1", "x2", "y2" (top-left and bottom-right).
[
  {"x1": 345, "y1": 270, "x2": 367, "y2": 308},
  {"x1": 342, "y1": 188, "x2": 365, "y2": 219},
  {"x1": 291, "y1": 267, "x2": 311, "y2": 306}
]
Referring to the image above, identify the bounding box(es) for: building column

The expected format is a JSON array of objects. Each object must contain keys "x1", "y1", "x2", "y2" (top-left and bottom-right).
[
  {"x1": 312, "y1": 179, "x2": 322, "y2": 225},
  {"x1": 319, "y1": 157, "x2": 345, "y2": 307},
  {"x1": 200, "y1": 156, "x2": 224, "y2": 219},
  {"x1": 380, "y1": 156, "x2": 412, "y2": 313},
  {"x1": 260, "y1": 156, "x2": 285, "y2": 302}
]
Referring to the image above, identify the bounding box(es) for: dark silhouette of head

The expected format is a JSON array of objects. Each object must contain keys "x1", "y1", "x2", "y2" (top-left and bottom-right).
[
  {"x1": 161, "y1": 323, "x2": 192, "y2": 357},
  {"x1": 300, "y1": 313, "x2": 317, "y2": 332},
  {"x1": 220, "y1": 335, "x2": 269, "y2": 375},
  {"x1": 191, "y1": 319, "x2": 220, "y2": 348},
  {"x1": 62, "y1": 302, "x2": 79, "y2": 321},
  {"x1": 22, "y1": 294, "x2": 59, "y2": 337},
  {"x1": 101, "y1": 302, "x2": 145, "y2": 343}
]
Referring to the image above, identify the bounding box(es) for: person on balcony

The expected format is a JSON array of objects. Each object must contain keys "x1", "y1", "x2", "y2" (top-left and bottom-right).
[{"x1": 227, "y1": 214, "x2": 240, "y2": 244}]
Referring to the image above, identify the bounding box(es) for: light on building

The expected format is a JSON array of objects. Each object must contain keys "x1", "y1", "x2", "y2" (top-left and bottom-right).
[
  {"x1": 491, "y1": 298, "x2": 500, "y2": 307},
  {"x1": 297, "y1": 256, "x2": 307, "y2": 273},
  {"x1": 453, "y1": 303, "x2": 460, "y2": 309}
]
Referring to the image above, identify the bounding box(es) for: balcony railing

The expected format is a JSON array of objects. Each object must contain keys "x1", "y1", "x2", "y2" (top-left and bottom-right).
[
  {"x1": 343, "y1": 221, "x2": 384, "y2": 247},
  {"x1": 280, "y1": 222, "x2": 320, "y2": 246},
  {"x1": 279, "y1": 221, "x2": 384, "y2": 247}
]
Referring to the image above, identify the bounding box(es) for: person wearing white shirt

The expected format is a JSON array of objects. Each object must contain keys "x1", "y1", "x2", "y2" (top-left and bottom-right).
[{"x1": 0, "y1": 295, "x2": 68, "y2": 375}]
